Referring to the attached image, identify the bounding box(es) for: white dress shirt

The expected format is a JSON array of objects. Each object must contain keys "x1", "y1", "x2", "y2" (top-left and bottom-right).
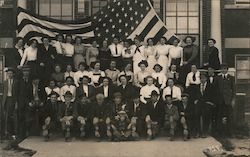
[
  {"x1": 60, "y1": 85, "x2": 76, "y2": 102},
  {"x1": 63, "y1": 43, "x2": 74, "y2": 57},
  {"x1": 103, "y1": 86, "x2": 109, "y2": 98},
  {"x1": 83, "y1": 85, "x2": 89, "y2": 97},
  {"x1": 151, "y1": 72, "x2": 167, "y2": 89},
  {"x1": 140, "y1": 84, "x2": 159, "y2": 104},
  {"x1": 122, "y1": 47, "x2": 134, "y2": 58},
  {"x1": 45, "y1": 87, "x2": 60, "y2": 100},
  {"x1": 168, "y1": 46, "x2": 183, "y2": 66},
  {"x1": 53, "y1": 41, "x2": 63, "y2": 54},
  {"x1": 109, "y1": 43, "x2": 123, "y2": 57},
  {"x1": 89, "y1": 70, "x2": 106, "y2": 84},
  {"x1": 74, "y1": 70, "x2": 90, "y2": 87},
  {"x1": 20, "y1": 46, "x2": 37, "y2": 66},
  {"x1": 162, "y1": 86, "x2": 182, "y2": 101},
  {"x1": 185, "y1": 71, "x2": 201, "y2": 87}
]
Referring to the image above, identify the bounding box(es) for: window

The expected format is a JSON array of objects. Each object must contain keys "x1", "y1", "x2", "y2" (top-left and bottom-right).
[
  {"x1": 34, "y1": 0, "x2": 91, "y2": 20},
  {"x1": 92, "y1": 0, "x2": 109, "y2": 14},
  {"x1": 165, "y1": 0, "x2": 200, "y2": 44}
]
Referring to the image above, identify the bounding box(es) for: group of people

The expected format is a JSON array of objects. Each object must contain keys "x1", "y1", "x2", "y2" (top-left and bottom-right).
[{"x1": 2, "y1": 34, "x2": 233, "y2": 142}]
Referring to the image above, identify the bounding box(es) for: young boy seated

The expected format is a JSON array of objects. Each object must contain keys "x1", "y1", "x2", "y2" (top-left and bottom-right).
[
  {"x1": 58, "y1": 91, "x2": 75, "y2": 142},
  {"x1": 42, "y1": 92, "x2": 60, "y2": 141},
  {"x1": 163, "y1": 95, "x2": 179, "y2": 141},
  {"x1": 111, "y1": 110, "x2": 132, "y2": 141},
  {"x1": 74, "y1": 93, "x2": 93, "y2": 139},
  {"x1": 92, "y1": 93, "x2": 113, "y2": 140}
]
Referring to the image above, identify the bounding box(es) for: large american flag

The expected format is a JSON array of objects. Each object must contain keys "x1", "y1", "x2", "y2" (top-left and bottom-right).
[{"x1": 17, "y1": 0, "x2": 178, "y2": 44}]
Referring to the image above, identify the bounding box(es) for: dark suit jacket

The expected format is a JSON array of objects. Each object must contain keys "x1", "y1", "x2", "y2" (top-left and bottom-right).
[
  {"x1": 127, "y1": 101, "x2": 148, "y2": 120},
  {"x1": 207, "y1": 46, "x2": 220, "y2": 70},
  {"x1": 217, "y1": 74, "x2": 235, "y2": 105},
  {"x1": 37, "y1": 44, "x2": 57, "y2": 78},
  {"x1": 92, "y1": 102, "x2": 113, "y2": 119},
  {"x1": 115, "y1": 84, "x2": 137, "y2": 102},
  {"x1": 145, "y1": 99, "x2": 165, "y2": 127},
  {"x1": 42, "y1": 100, "x2": 59, "y2": 121},
  {"x1": 74, "y1": 101, "x2": 93, "y2": 119},
  {"x1": 96, "y1": 85, "x2": 115, "y2": 101},
  {"x1": 76, "y1": 84, "x2": 96, "y2": 101},
  {"x1": 194, "y1": 83, "x2": 214, "y2": 104},
  {"x1": 2, "y1": 79, "x2": 19, "y2": 105},
  {"x1": 58, "y1": 102, "x2": 75, "y2": 120},
  {"x1": 177, "y1": 102, "x2": 193, "y2": 120}
]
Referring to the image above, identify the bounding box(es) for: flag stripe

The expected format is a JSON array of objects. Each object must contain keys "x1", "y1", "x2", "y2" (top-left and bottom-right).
[
  {"x1": 143, "y1": 21, "x2": 162, "y2": 41},
  {"x1": 17, "y1": 12, "x2": 92, "y2": 30},
  {"x1": 139, "y1": 16, "x2": 158, "y2": 41},
  {"x1": 19, "y1": 25, "x2": 94, "y2": 40},
  {"x1": 153, "y1": 26, "x2": 168, "y2": 43},
  {"x1": 17, "y1": 19, "x2": 93, "y2": 34},
  {"x1": 127, "y1": 9, "x2": 155, "y2": 40}
]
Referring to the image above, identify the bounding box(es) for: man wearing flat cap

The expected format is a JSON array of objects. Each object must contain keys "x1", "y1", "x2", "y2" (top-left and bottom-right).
[{"x1": 2, "y1": 67, "x2": 19, "y2": 139}]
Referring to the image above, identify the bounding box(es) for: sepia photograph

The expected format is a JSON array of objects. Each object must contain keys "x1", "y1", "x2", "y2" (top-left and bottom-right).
[{"x1": 0, "y1": 0, "x2": 249, "y2": 157}]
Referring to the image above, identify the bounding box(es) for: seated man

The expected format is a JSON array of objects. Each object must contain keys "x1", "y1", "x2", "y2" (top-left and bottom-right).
[
  {"x1": 111, "y1": 110, "x2": 131, "y2": 141},
  {"x1": 127, "y1": 92, "x2": 149, "y2": 139},
  {"x1": 42, "y1": 92, "x2": 60, "y2": 141},
  {"x1": 58, "y1": 91, "x2": 75, "y2": 142},
  {"x1": 92, "y1": 93, "x2": 113, "y2": 140},
  {"x1": 163, "y1": 95, "x2": 179, "y2": 141},
  {"x1": 74, "y1": 93, "x2": 93, "y2": 139},
  {"x1": 177, "y1": 94, "x2": 193, "y2": 141},
  {"x1": 145, "y1": 90, "x2": 165, "y2": 139}
]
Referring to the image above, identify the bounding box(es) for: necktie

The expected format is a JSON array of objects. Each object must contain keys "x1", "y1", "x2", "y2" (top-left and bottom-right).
[
  {"x1": 223, "y1": 75, "x2": 226, "y2": 80},
  {"x1": 192, "y1": 73, "x2": 196, "y2": 82},
  {"x1": 173, "y1": 72, "x2": 176, "y2": 80},
  {"x1": 135, "y1": 46, "x2": 141, "y2": 53},
  {"x1": 115, "y1": 45, "x2": 118, "y2": 55}
]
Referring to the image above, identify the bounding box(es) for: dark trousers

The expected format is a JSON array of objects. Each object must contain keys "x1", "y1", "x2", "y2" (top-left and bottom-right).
[
  {"x1": 4, "y1": 97, "x2": 17, "y2": 136},
  {"x1": 194, "y1": 102, "x2": 211, "y2": 136}
]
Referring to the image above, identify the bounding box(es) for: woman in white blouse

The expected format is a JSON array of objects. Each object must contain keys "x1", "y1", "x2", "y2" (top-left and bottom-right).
[
  {"x1": 145, "y1": 38, "x2": 157, "y2": 74},
  {"x1": 151, "y1": 64, "x2": 167, "y2": 90},
  {"x1": 132, "y1": 36, "x2": 146, "y2": 74},
  {"x1": 86, "y1": 40, "x2": 99, "y2": 67},
  {"x1": 155, "y1": 37, "x2": 173, "y2": 74},
  {"x1": 19, "y1": 39, "x2": 39, "y2": 77},
  {"x1": 168, "y1": 39, "x2": 183, "y2": 68},
  {"x1": 134, "y1": 60, "x2": 151, "y2": 88},
  {"x1": 89, "y1": 61, "x2": 105, "y2": 88},
  {"x1": 62, "y1": 34, "x2": 74, "y2": 71},
  {"x1": 45, "y1": 79, "x2": 60, "y2": 100},
  {"x1": 74, "y1": 62, "x2": 89, "y2": 87}
]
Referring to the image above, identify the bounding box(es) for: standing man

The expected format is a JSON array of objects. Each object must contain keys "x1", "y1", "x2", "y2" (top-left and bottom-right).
[
  {"x1": 193, "y1": 74, "x2": 214, "y2": 138},
  {"x1": 17, "y1": 65, "x2": 33, "y2": 138},
  {"x1": 2, "y1": 68, "x2": 19, "y2": 139},
  {"x1": 217, "y1": 64, "x2": 235, "y2": 137},
  {"x1": 108, "y1": 36, "x2": 123, "y2": 71}
]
